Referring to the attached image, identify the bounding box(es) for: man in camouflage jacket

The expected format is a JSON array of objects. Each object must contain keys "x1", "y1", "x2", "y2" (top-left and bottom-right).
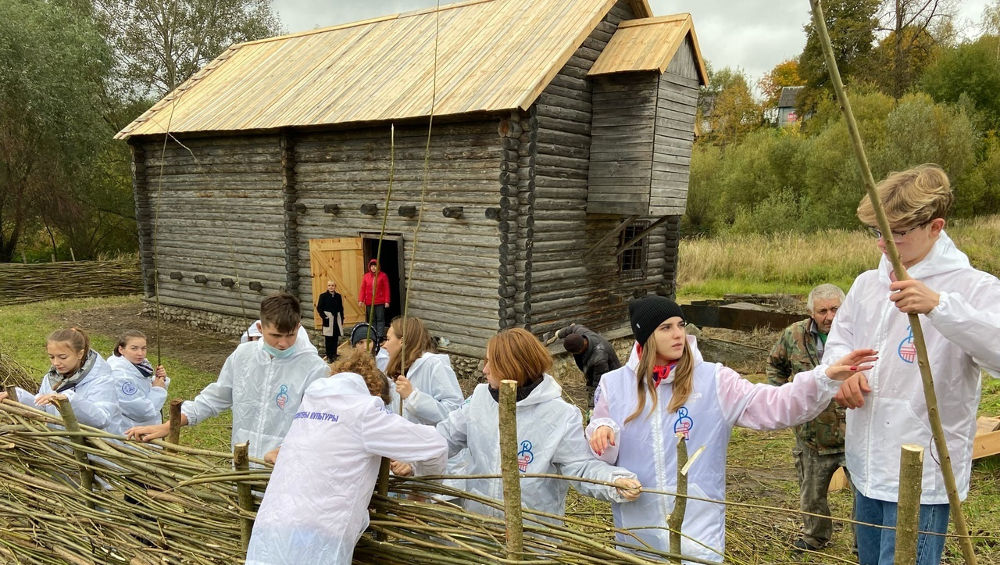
[{"x1": 767, "y1": 284, "x2": 848, "y2": 552}]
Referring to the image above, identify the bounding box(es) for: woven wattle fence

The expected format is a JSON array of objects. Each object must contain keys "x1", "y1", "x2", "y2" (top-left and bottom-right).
[
  {"x1": 0, "y1": 398, "x2": 697, "y2": 565},
  {"x1": 0, "y1": 258, "x2": 142, "y2": 306}
]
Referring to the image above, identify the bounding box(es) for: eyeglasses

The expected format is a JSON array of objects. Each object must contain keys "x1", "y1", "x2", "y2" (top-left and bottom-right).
[{"x1": 866, "y1": 222, "x2": 927, "y2": 241}]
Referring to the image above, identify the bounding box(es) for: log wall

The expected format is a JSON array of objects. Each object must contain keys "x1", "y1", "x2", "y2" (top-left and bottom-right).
[
  {"x1": 135, "y1": 136, "x2": 285, "y2": 321},
  {"x1": 588, "y1": 72, "x2": 659, "y2": 216},
  {"x1": 650, "y1": 37, "x2": 700, "y2": 216},
  {"x1": 294, "y1": 121, "x2": 504, "y2": 355},
  {"x1": 530, "y1": 0, "x2": 679, "y2": 338}
]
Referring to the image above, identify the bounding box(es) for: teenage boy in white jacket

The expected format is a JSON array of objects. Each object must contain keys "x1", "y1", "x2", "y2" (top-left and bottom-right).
[
  {"x1": 126, "y1": 293, "x2": 330, "y2": 460},
  {"x1": 246, "y1": 348, "x2": 447, "y2": 565},
  {"x1": 828, "y1": 164, "x2": 1000, "y2": 565}
]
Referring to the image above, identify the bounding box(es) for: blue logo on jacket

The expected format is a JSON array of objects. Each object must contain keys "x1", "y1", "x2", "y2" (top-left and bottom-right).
[
  {"x1": 275, "y1": 385, "x2": 289, "y2": 409},
  {"x1": 898, "y1": 326, "x2": 917, "y2": 364},
  {"x1": 673, "y1": 406, "x2": 694, "y2": 439},
  {"x1": 121, "y1": 381, "x2": 138, "y2": 396},
  {"x1": 517, "y1": 440, "x2": 534, "y2": 472}
]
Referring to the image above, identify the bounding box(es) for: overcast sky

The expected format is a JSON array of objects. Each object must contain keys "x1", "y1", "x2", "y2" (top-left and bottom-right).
[{"x1": 271, "y1": 0, "x2": 991, "y2": 89}]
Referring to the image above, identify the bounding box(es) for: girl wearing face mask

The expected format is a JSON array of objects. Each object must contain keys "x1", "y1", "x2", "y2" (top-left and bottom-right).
[
  {"x1": 586, "y1": 296, "x2": 877, "y2": 563},
  {"x1": 0, "y1": 327, "x2": 126, "y2": 435},
  {"x1": 107, "y1": 330, "x2": 170, "y2": 428}
]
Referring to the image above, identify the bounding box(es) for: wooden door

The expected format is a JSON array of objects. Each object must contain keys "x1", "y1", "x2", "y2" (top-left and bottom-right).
[{"x1": 309, "y1": 238, "x2": 365, "y2": 329}]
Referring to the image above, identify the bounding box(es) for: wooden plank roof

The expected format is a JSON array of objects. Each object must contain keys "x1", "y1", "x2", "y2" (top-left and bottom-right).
[
  {"x1": 587, "y1": 14, "x2": 708, "y2": 85},
  {"x1": 116, "y1": 0, "x2": 654, "y2": 139}
]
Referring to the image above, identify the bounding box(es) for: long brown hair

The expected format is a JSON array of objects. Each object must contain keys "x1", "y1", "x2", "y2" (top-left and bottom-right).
[
  {"x1": 625, "y1": 334, "x2": 695, "y2": 424},
  {"x1": 486, "y1": 328, "x2": 552, "y2": 387},
  {"x1": 46, "y1": 327, "x2": 90, "y2": 371},
  {"x1": 385, "y1": 317, "x2": 435, "y2": 378}
]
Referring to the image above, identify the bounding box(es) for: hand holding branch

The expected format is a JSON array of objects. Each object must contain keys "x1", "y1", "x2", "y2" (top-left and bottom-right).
[
  {"x1": 889, "y1": 279, "x2": 940, "y2": 314},
  {"x1": 614, "y1": 477, "x2": 642, "y2": 502}
]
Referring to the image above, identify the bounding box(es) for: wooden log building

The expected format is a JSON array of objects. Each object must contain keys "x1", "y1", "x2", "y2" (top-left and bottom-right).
[{"x1": 116, "y1": 0, "x2": 707, "y2": 360}]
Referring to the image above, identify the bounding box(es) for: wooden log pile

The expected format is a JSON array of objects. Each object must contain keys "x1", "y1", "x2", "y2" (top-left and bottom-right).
[
  {"x1": 0, "y1": 258, "x2": 142, "y2": 306},
  {"x1": 0, "y1": 398, "x2": 698, "y2": 564}
]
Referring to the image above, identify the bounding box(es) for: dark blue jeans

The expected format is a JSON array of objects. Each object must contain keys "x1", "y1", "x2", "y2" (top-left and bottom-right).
[{"x1": 854, "y1": 488, "x2": 949, "y2": 565}]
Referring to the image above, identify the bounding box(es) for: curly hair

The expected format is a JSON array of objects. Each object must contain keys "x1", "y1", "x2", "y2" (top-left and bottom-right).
[{"x1": 329, "y1": 346, "x2": 390, "y2": 405}]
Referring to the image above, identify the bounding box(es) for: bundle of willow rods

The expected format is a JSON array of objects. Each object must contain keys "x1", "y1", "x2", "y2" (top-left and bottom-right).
[
  {"x1": 0, "y1": 399, "x2": 709, "y2": 564},
  {"x1": 0, "y1": 257, "x2": 141, "y2": 306},
  {"x1": 0, "y1": 344, "x2": 39, "y2": 393}
]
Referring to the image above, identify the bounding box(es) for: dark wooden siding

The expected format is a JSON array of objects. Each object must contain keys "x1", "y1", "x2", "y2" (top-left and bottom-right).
[
  {"x1": 294, "y1": 121, "x2": 504, "y2": 355},
  {"x1": 651, "y1": 37, "x2": 699, "y2": 216},
  {"x1": 531, "y1": 0, "x2": 676, "y2": 337},
  {"x1": 588, "y1": 73, "x2": 659, "y2": 215},
  {"x1": 137, "y1": 136, "x2": 285, "y2": 319}
]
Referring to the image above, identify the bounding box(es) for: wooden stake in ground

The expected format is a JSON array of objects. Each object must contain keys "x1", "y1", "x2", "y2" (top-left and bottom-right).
[
  {"x1": 499, "y1": 379, "x2": 523, "y2": 560},
  {"x1": 668, "y1": 435, "x2": 689, "y2": 564},
  {"x1": 808, "y1": 1, "x2": 976, "y2": 563},
  {"x1": 895, "y1": 444, "x2": 925, "y2": 565},
  {"x1": 233, "y1": 442, "x2": 254, "y2": 551},
  {"x1": 54, "y1": 398, "x2": 95, "y2": 509},
  {"x1": 167, "y1": 398, "x2": 183, "y2": 447}
]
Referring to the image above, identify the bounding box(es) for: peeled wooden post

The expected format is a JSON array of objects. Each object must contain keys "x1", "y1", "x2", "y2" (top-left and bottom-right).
[
  {"x1": 895, "y1": 444, "x2": 925, "y2": 565},
  {"x1": 233, "y1": 442, "x2": 253, "y2": 551},
  {"x1": 4, "y1": 385, "x2": 16, "y2": 399},
  {"x1": 668, "y1": 435, "x2": 688, "y2": 564},
  {"x1": 499, "y1": 379, "x2": 523, "y2": 560},
  {"x1": 166, "y1": 398, "x2": 183, "y2": 447},
  {"x1": 54, "y1": 398, "x2": 95, "y2": 509},
  {"x1": 808, "y1": 1, "x2": 977, "y2": 562}
]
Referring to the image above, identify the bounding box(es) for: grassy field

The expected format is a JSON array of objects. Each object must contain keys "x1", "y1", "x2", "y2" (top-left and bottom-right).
[
  {"x1": 1, "y1": 218, "x2": 999, "y2": 563},
  {"x1": 677, "y1": 214, "x2": 1000, "y2": 298}
]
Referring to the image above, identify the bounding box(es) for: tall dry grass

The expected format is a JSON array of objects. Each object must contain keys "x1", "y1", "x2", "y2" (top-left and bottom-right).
[{"x1": 677, "y1": 214, "x2": 1000, "y2": 296}]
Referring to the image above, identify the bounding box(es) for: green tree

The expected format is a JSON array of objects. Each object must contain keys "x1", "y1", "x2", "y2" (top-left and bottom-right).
[
  {"x1": 798, "y1": 0, "x2": 880, "y2": 114},
  {"x1": 701, "y1": 67, "x2": 763, "y2": 147},
  {"x1": 759, "y1": 59, "x2": 803, "y2": 108},
  {"x1": 0, "y1": 0, "x2": 113, "y2": 261},
  {"x1": 920, "y1": 36, "x2": 1000, "y2": 132},
  {"x1": 867, "y1": 0, "x2": 956, "y2": 97},
  {"x1": 94, "y1": 0, "x2": 282, "y2": 103}
]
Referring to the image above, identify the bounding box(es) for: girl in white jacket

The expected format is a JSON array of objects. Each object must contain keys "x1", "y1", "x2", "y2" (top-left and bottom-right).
[
  {"x1": 587, "y1": 296, "x2": 876, "y2": 563},
  {"x1": 432, "y1": 327, "x2": 642, "y2": 523},
  {"x1": 245, "y1": 347, "x2": 448, "y2": 565},
  {"x1": 0, "y1": 328, "x2": 126, "y2": 435},
  {"x1": 107, "y1": 330, "x2": 169, "y2": 428},
  {"x1": 384, "y1": 317, "x2": 463, "y2": 424}
]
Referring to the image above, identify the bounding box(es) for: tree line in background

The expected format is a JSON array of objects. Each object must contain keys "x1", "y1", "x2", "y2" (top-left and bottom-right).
[
  {"x1": 0, "y1": 0, "x2": 280, "y2": 262},
  {"x1": 687, "y1": 0, "x2": 1000, "y2": 236}
]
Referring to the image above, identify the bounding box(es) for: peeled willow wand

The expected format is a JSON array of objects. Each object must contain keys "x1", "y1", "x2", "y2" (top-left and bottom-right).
[{"x1": 807, "y1": 1, "x2": 977, "y2": 563}]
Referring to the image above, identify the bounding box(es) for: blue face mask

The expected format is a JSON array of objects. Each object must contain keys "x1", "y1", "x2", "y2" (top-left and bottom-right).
[{"x1": 261, "y1": 341, "x2": 296, "y2": 359}]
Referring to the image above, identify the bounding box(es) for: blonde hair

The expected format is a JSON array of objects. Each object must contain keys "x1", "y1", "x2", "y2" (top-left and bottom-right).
[
  {"x1": 857, "y1": 164, "x2": 953, "y2": 228},
  {"x1": 486, "y1": 328, "x2": 552, "y2": 387},
  {"x1": 625, "y1": 334, "x2": 695, "y2": 424},
  {"x1": 329, "y1": 346, "x2": 390, "y2": 405},
  {"x1": 385, "y1": 317, "x2": 436, "y2": 378}
]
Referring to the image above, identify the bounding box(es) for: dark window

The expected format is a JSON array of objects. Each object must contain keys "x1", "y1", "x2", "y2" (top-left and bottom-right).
[{"x1": 618, "y1": 221, "x2": 649, "y2": 282}]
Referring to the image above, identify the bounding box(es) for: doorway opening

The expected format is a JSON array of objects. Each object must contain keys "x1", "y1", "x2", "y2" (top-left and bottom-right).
[{"x1": 361, "y1": 234, "x2": 405, "y2": 324}]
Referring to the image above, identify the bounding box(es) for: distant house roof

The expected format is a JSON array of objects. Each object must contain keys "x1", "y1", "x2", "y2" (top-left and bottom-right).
[
  {"x1": 587, "y1": 14, "x2": 707, "y2": 85},
  {"x1": 115, "y1": 0, "x2": 654, "y2": 139},
  {"x1": 777, "y1": 86, "x2": 805, "y2": 108}
]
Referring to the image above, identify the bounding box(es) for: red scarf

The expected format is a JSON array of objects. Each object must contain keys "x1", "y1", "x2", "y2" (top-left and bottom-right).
[{"x1": 637, "y1": 344, "x2": 678, "y2": 388}]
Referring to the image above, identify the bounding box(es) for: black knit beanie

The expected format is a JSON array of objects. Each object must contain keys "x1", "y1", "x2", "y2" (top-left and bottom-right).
[{"x1": 629, "y1": 295, "x2": 684, "y2": 345}]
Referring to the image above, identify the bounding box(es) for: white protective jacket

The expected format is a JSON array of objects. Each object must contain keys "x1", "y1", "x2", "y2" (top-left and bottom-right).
[
  {"x1": 435, "y1": 374, "x2": 637, "y2": 522},
  {"x1": 823, "y1": 231, "x2": 1000, "y2": 505},
  {"x1": 16, "y1": 350, "x2": 127, "y2": 435},
  {"x1": 587, "y1": 337, "x2": 840, "y2": 563},
  {"x1": 181, "y1": 332, "x2": 329, "y2": 460},
  {"x1": 107, "y1": 355, "x2": 169, "y2": 428},
  {"x1": 392, "y1": 352, "x2": 464, "y2": 425},
  {"x1": 245, "y1": 374, "x2": 447, "y2": 565}
]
